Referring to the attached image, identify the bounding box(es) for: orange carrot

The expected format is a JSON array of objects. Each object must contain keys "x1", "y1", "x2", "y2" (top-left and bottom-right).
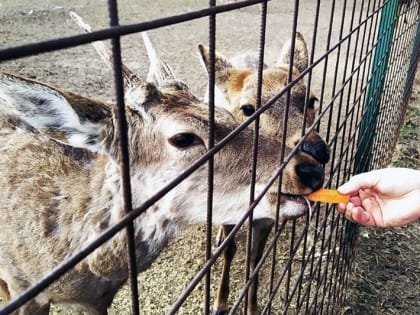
[{"x1": 306, "y1": 188, "x2": 350, "y2": 204}]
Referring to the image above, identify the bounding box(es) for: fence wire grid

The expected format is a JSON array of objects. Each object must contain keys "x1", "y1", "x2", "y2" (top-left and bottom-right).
[{"x1": 0, "y1": 0, "x2": 419, "y2": 315}]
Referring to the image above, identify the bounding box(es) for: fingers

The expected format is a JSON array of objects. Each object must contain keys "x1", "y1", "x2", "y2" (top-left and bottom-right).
[
  {"x1": 336, "y1": 192, "x2": 381, "y2": 227},
  {"x1": 337, "y1": 196, "x2": 361, "y2": 213},
  {"x1": 337, "y1": 202, "x2": 378, "y2": 227},
  {"x1": 350, "y1": 207, "x2": 376, "y2": 227},
  {"x1": 337, "y1": 202, "x2": 346, "y2": 214}
]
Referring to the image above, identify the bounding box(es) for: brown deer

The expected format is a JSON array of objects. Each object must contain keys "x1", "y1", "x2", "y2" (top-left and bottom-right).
[
  {"x1": 198, "y1": 32, "x2": 329, "y2": 315},
  {"x1": 0, "y1": 25, "x2": 328, "y2": 315},
  {"x1": 0, "y1": 69, "x2": 315, "y2": 315}
]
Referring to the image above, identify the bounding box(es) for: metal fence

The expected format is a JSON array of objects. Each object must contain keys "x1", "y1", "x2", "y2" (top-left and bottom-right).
[{"x1": 0, "y1": 0, "x2": 418, "y2": 314}]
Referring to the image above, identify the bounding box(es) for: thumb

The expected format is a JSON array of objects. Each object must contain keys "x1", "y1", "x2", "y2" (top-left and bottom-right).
[{"x1": 338, "y1": 172, "x2": 378, "y2": 195}]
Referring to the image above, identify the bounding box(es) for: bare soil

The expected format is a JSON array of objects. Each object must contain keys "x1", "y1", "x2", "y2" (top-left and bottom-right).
[{"x1": 1, "y1": 1, "x2": 418, "y2": 314}]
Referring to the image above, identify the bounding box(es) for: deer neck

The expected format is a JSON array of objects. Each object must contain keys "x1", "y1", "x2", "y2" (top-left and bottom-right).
[{"x1": 83, "y1": 155, "x2": 179, "y2": 279}]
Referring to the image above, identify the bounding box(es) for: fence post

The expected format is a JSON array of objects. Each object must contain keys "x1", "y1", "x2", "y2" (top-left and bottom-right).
[{"x1": 354, "y1": 0, "x2": 399, "y2": 174}]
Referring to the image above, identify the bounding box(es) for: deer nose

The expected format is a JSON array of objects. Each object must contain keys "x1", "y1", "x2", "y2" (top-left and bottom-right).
[
  {"x1": 296, "y1": 163, "x2": 325, "y2": 190},
  {"x1": 301, "y1": 137, "x2": 330, "y2": 164}
]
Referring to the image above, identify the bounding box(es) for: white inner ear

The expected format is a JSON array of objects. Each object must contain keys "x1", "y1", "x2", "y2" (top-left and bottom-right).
[
  {"x1": 197, "y1": 49, "x2": 230, "y2": 110},
  {"x1": 203, "y1": 84, "x2": 230, "y2": 110},
  {"x1": 0, "y1": 77, "x2": 102, "y2": 152},
  {"x1": 277, "y1": 38, "x2": 292, "y2": 67}
]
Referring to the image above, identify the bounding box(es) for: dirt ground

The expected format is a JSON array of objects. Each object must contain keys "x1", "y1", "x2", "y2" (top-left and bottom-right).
[{"x1": 1, "y1": 1, "x2": 419, "y2": 314}]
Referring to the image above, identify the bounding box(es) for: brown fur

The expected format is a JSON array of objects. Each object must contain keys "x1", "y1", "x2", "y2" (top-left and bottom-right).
[
  {"x1": 0, "y1": 279, "x2": 10, "y2": 302},
  {"x1": 0, "y1": 70, "x2": 324, "y2": 314}
]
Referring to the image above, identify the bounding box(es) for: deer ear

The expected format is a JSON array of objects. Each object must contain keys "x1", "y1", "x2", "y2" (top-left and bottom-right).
[
  {"x1": 198, "y1": 44, "x2": 238, "y2": 108},
  {"x1": 0, "y1": 73, "x2": 113, "y2": 154},
  {"x1": 197, "y1": 44, "x2": 234, "y2": 76},
  {"x1": 277, "y1": 32, "x2": 309, "y2": 73}
]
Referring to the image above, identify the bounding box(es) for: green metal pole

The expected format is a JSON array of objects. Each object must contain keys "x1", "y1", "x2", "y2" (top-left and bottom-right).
[{"x1": 354, "y1": 0, "x2": 400, "y2": 174}]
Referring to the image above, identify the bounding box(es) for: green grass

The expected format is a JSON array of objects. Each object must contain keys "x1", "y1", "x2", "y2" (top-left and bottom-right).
[{"x1": 391, "y1": 103, "x2": 420, "y2": 168}]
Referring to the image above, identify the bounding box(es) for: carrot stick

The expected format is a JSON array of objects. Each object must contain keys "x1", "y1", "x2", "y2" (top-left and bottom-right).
[{"x1": 306, "y1": 188, "x2": 350, "y2": 204}]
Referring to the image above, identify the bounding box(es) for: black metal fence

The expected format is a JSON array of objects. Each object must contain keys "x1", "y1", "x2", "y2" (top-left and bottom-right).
[{"x1": 0, "y1": 0, "x2": 418, "y2": 314}]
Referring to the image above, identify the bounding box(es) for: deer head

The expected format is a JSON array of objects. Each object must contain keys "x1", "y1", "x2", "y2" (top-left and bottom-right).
[{"x1": 198, "y1": 32, "x2": 330, "y2": 200}]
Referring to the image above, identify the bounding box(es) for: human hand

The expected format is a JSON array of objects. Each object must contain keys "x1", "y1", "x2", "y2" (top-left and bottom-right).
[{"x1": 337, "y1": 168, "x2": 420, "y2": 227}]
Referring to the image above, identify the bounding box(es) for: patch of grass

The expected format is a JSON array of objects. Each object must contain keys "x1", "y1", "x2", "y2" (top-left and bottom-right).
[{"x1": 391, "y1": 103, "x2": 420, "y2": 168}]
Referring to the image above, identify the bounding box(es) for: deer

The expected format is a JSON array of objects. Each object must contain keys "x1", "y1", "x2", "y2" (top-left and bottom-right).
[
  {"x1": 0, "y1": 19, "x2": 329, "y2": 315},
  {"x1": 197, "y1": 31, "x2": 330, "y2": 315}
]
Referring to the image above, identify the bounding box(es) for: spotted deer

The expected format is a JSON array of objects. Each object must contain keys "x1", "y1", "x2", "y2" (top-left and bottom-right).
[
  {"x1": 197, "y1": 32, "x2": 330, "y2": 315},
  {"x1": 0, "y1": 64, "x2": 318, "y2": 314},
  {"x1": 0, "y1": 13, "x2": 328, "y2": 314}
]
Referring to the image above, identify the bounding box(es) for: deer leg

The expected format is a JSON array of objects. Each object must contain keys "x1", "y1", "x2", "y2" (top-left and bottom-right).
[
  {"x1": 247, "y1": 219, "x2": 274, "y2": 315},
  {"x1": 0, "y1": 278, "x2": 10, "y2": 302},
  {"x1": 215, "y1": 224, "x2": 226, "y2": 247},
  {"x1": 213, "y1": 224, "x2": 236, "y2": 315}
]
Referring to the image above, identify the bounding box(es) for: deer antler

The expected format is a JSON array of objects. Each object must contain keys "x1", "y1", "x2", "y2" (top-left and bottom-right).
[
  {"x1": 69, "y1": 11, "x2": 141, "y2": 88},
  {"x1": 141, "y1": 32, "x2": 177, "y2": 86}
]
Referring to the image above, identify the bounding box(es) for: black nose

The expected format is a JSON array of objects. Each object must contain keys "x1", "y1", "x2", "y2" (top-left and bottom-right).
[
  {"x1": 301, "y1": 139, "x2": 330, "y2": 164},
  {"x1": 296, "y1": 164, "x2": 324, "y2": 190}
]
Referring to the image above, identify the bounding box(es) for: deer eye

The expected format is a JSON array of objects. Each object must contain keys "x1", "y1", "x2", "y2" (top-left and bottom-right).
[
  {"x1": 169, "y1": 133, "x2": 204, "y2": 149},
  {"x1": 240, "y1": 104, "x2": 256, "y2": 116}
]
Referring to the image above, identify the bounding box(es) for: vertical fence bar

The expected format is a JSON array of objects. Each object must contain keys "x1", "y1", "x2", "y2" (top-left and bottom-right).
[
  {"x1": 283, "y1": 0, "x2": 300, "y2": 311},
  {"x1": 107, "y1": 1, "x2": 140, "y2": 314},
  {"x1": 206, "y1": 1, "x2": 216, "y2": 314},
  {"x1": 245, "y1": 0, "x2": 268, "y2": 314},
  {"x1": 299, "y1": 2, "x2": 321, "y2": 310}
]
